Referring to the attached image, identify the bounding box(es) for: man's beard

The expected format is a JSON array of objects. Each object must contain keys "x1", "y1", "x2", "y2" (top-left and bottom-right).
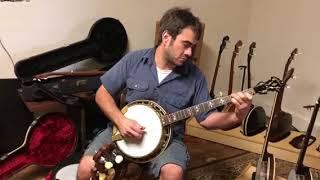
[{"x1": 163, "y1": 47, "x2": 177, "y2": 67}]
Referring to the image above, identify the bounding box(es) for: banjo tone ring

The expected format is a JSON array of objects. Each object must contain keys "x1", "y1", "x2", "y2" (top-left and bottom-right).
[{"x1": 114, "y1": 100, "x2": 172, "y2": 163}]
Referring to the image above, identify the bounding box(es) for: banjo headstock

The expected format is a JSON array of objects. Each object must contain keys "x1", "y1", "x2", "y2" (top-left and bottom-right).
[
  {"x1": 287, "y1": 48, "x2": 298, "y2": 65},
  {"x1": 91, "y1": 143, "x2": 126, "y2": 180},
  {"x1": 253, "y1": 68, "x2": 294, "y2": 95},
  {"x1": 253, "y1": 77, "x2": 282, "y2": 94},
  {"x1": 234, "y1": 40, "x2": 243, "y2": 54},
  {"x1": 219, "y1": 35, "x2": 230, "y2": 54},
  {"x1": 283, "y1": 48, "x2": 298, "y2": 77},
  {"x1": 248, "y1": 42, "x2": 256, "y2": 57}
]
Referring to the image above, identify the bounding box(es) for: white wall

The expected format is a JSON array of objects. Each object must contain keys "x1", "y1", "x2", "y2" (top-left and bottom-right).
[{"x1": 247, "y1": 1, "x2": 320, "y2": 135}]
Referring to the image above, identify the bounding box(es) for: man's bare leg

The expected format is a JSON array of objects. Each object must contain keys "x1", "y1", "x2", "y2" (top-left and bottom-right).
[{"x1": 77, "y1": 155, "x2": 94, "y2": 180}]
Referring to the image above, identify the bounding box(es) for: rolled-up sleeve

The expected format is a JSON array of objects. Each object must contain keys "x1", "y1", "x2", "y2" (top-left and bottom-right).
[
  {"x1": 193, "y1": 75, "x2": 217, "y2": 123},
  {"x1": 100, "y1": 53, "x2": 130, "y2": 96}
]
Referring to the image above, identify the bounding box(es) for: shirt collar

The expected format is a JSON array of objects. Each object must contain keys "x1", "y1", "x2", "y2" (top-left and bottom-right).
[
  {"x1": 142, "y1": 48, "x2": 156, "y2": 66},
  {"x1": 141, "y1": 48, "x2": 190, "y2": 76}
]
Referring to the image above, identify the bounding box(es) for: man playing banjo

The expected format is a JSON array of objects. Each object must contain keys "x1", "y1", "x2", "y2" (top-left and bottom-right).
[{"x1": 77, "y1": 7, "x2": 252, "y2": 180}]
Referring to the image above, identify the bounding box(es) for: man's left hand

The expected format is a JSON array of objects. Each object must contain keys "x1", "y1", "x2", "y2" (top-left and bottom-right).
[{"x1": 230, "y1": 92, "x2": 253, "y2": 121}]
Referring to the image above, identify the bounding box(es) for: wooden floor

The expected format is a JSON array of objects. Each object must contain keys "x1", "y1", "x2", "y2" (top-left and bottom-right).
[
  {"x1": 185, "y1": 135, "x2": 320, "y2": 180},
  {"x1": 5, "y1": 135, "x2": 320, "y2": 180}
]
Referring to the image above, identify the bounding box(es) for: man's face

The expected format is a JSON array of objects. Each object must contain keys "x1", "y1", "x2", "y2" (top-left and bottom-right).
[{"x1": 163, "y1": 27, "x2": 198, "y2": 66}]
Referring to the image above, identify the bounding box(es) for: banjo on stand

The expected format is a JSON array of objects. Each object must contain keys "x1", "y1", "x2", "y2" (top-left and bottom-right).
[
  {"x1": 241, "y1": 42, "x2": 267, "y2": 136},
  {"x1": 210, "y1": 35, "x2": 229, "y2": 99},
  {"x1": 287, "y1": 96, "x2": 319, "y2": 180},
  {"x1": 111, "y1": 76, "x2": 283, "y2": 164},
  {"x1": 253, "y1": 68, "x2": 295, "y2": 180},
  {"x1": 269, "y1": 48, "x2": 298, "y2": 142}
]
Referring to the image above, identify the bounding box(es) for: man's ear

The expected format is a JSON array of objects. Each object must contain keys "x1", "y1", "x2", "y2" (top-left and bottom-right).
[{"x1": 161, "y1": 30, "x2": 171, "y2": 45}]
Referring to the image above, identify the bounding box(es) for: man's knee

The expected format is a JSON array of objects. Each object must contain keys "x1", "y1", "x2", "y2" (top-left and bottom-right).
[
  {"x1": 77, "y1": 155, "x2": 94, "y2": 180},
  {"x1": 160, "y1": 163, "x2": 184, "y2": 180}
]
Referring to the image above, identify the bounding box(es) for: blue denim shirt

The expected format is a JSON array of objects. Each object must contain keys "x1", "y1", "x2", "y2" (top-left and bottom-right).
[{"x1": 100, "y1": 48, "x2": 216, "y2": 140}]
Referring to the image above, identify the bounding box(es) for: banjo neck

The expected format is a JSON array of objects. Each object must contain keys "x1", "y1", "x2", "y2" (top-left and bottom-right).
[
  {"x1": 260, "y1": 92, "x2": 279, "y2": 160},
  {"x1": 260, "y1": 68, "x2": 295, "y2": 160},
  {"x1": 161, "y1": 88, "x2": 255, "y2": 126},
  {"x1": 228, "y1": 40, "x2": 242, "y2": 95}
]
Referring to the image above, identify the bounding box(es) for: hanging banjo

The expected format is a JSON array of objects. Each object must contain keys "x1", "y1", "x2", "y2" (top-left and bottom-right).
[
  {"x1": 111, "y1": 76, "x2": 283, "y2": 163},
  {"x1": 227, "y1": 40, "x2": 243, "y2": 96},
  {"x1": 209, "y1": 35, "x2": 229, "y2": 98}
]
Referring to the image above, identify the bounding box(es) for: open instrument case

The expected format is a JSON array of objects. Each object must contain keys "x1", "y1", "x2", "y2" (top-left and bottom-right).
[{"x1": 0, "y1": 17, "x2": 128, "y2": 179}]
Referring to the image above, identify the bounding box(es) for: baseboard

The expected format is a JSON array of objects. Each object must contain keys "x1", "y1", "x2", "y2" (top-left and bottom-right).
[{"x1": 186, "y1": 118, "x2": 320, "y2": 170}]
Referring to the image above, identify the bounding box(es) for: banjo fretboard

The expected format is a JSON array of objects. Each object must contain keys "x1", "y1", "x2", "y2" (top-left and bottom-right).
[{"x1": 161, "y1": 89, "x2": 254, "y2": 126}]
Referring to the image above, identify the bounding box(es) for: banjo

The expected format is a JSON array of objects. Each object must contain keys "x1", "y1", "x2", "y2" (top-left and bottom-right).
[
  {"x1": 269, "y1": 48, "x2": 299, "y2": 142},
  {"x1": 253, "y1": 68, "x2": 294, "y2": 180},
  {"x1": 223, "y1": 40, "x2": 243, "y2": 112},
  {"x1": 287, "y1": 96, "x2": 319, "y2": 180},
  {"x1": 111, "y1": 76, "x2": 283, "y2": 163},
  {"x1": 209, "y1": 35, "x2": 229, "y2": 98}
]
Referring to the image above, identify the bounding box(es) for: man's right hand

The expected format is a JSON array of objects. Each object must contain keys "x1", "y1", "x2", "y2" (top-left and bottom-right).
[{"x1": 118, "y1": 118, "x2": 145, "y2": 141}]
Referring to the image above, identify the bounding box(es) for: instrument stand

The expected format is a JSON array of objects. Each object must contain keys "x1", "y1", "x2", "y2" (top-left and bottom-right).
[
  {"x1": 289, "y1": 134, "x2": 316, "y2": 149},
  {"x1": 236, "y1": 164, "x2": 285, "y2": 180}
]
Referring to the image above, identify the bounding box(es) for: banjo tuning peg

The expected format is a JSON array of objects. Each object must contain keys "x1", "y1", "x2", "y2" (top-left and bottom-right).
[{"x1": 104, "y1": 161, "x2": 114, "y2": 170}]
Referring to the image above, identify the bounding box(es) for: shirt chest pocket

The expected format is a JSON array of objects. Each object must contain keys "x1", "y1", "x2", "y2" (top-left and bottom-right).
[
  {"x1": 163, "y1": 89, "x2": 190, "y2": 110},
  {"x1": 126, "y1": 78, "x2": 149, "y2": 101}
]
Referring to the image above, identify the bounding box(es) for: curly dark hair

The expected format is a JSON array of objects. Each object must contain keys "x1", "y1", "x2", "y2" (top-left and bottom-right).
[{"x1": 157, "y1": 7, "x2": 202, "y2": 45}]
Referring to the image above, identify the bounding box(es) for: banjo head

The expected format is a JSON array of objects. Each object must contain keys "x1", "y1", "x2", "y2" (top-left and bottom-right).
[
  {"x1": 54, "y1": 164, "x2": 79, "y2": 180},
  {"x1": 288, "y1": 169, "x2": 299, "y2": 180},
  {"x1": 115, "y1": 100, "x2": 171, "y2": 162},
  {"x1": 288, "y1": 168, "x2": 313, "y2": 180},
  {"x1": 254, "y1": 154, "x2": 275, "y2": 180},
  {"x1": 241, "y1": 105, "x2": 267, "y2": 136}
]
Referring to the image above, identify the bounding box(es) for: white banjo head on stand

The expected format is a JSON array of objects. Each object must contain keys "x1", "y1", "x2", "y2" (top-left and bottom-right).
[
  {"x1": 55, "y1": 164, "x2": 79, "y2": 180},
  {"x1": 116, "y1": 104, "x2": 163, "y2": 158},
  {"x1": 288, "y1": 169, "x2": 307, "y2": 180}
]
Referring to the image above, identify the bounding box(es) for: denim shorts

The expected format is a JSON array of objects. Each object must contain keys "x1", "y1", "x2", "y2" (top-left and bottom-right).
[{"x1": 84, "y1": 125, "x2": 190, "y2": 177}]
